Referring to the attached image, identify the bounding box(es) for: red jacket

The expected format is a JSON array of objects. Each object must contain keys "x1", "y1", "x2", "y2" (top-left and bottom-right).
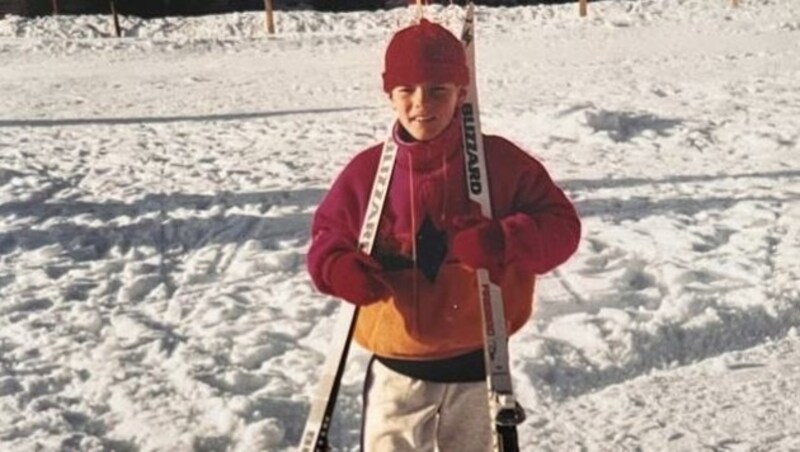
[{"x1": 307, "y1": 118, "x2": 580, "y2": 359}]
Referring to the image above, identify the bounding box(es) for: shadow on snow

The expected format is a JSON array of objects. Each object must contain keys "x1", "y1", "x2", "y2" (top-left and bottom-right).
[
  {"x1": 0, "y1": 188, "x2": 326, "y2": 258},
  {"x1": 562, "y1": 169, "x2": 800, "y2": 193},
  {"x1": 526, "y1": 300, "x2": 800, "y2": 401},
  {"x1": 0, "y1": 106, "x2": 374, "y2": 128}
]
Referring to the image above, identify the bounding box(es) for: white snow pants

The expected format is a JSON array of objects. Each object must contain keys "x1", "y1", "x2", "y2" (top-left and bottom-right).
[{"x1": 362, "y1": 359, "x2": 493, "y2": 452}]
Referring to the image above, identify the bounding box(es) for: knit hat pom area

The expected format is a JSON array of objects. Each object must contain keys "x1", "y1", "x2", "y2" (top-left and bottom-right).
[{"x1": 382, "y1": 19, "x2": 469, "y2": 93}]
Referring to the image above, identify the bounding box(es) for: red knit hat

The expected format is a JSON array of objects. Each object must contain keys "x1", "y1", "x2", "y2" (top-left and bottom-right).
[{"x1": 383, "y1": 19, "x2": 469, "y2": 93}]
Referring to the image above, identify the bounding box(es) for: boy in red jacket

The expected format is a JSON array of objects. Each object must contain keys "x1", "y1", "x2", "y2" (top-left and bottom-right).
[{"x1": 307, "y1": 18, "x2": 580, "y2": 451}]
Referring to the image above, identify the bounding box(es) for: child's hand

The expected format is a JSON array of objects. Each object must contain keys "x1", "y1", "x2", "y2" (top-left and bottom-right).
[
  {"x1": 328, "y1": 252, "x2": 391, "y2": 306},
  {"x1": 451, "y1": 217, "x2": 506, "y2": 280}
]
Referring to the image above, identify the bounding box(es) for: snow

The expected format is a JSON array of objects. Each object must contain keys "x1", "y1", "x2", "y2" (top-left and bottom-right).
[{"x1": 1, "y1": 0, "x2": 799, "y2": 450}]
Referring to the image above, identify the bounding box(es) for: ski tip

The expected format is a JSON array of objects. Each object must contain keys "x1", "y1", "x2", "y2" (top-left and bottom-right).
[{"x1": 415, "y1": 0, "x2": 425, "y2": 23}]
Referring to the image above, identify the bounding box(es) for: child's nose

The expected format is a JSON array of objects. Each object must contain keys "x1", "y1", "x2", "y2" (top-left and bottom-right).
[{"x1": 411, "y1": 87, "x2": 430, "y2": 106}]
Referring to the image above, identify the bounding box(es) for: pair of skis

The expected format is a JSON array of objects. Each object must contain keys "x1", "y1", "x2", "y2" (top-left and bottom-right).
[{"x1": 300, "y1": 4, "x2": 524, "y2": 451}]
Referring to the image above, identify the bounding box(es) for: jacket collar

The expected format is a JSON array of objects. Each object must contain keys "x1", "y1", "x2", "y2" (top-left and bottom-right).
[{"x1": 393, "y1": 115, "x2": 463, "y2": 172}]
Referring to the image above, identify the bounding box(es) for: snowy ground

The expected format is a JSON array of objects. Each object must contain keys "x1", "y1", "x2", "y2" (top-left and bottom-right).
[{"x1": 1, "y1": 0, "x2": 799, "y2": 450}]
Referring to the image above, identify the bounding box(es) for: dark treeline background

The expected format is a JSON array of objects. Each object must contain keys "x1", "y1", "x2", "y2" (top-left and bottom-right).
[{"x1": 1, "y1": 0, "x2": 576, "y2": 17}]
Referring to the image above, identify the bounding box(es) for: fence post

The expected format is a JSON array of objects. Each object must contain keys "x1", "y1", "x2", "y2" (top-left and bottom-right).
[
  {"x1": 579, "y1": 0, "x2": 588, "y2": 17},
  {"x1": 264, "y1": 0, "x2": 275, "y2": 34},
  {"x1": 731, "y1": 0, "x2": 739, "y2": 7},
  {"x1": 110, "y1": 1, "x2": 121, "y2": 37},
  {"x1": 52, "y1": 0, "x2": 59, "y2": 15}
]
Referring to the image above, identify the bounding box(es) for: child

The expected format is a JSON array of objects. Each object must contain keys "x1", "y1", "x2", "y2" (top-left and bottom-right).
[{"x1": 307, "y1": 18, "x2": 580, "y2": 451}]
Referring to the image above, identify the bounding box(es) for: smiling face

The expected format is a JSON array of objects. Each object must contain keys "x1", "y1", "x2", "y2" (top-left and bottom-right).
[{"x1": 390, "y1": 83, "x2": 465, "y2": 142}]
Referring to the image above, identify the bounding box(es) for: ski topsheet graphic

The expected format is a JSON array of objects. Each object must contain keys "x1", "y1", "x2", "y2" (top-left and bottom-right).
[
  {"x1": 299, "y1": 133, "x2": 399, "y2": 452},
  {"x1": 460, "y1": 4, "x2": 526, "y2": 452}
]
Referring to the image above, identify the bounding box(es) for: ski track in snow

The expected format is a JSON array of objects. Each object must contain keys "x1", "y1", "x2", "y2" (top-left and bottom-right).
[{"x1": 1, "y1": 0, "x2": 799, "y2": 450}]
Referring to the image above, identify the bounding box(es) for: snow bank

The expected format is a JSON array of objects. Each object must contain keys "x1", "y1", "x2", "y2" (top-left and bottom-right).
[{"x1": 1, "y1": 0, "x2": 799, "y2": 450}]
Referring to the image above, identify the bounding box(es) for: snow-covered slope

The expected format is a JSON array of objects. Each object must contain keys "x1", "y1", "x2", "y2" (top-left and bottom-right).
[{"x1": 1, "y1": 0, "x2": 798, "y2": 450}]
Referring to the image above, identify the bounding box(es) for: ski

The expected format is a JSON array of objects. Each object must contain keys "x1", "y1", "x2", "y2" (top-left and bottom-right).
[
  {"x1": 299, "y1": 131, "x2": 399, "y2": 452},
  {"x1": 459, "y1": 4, "x2": 526, "y2": 452}
]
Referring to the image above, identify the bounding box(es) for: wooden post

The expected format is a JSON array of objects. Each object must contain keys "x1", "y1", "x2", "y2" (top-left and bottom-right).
[
  {"x1": 264, "y1": 0, "x2": 275, "y2": 34},
  {"x1": 579, "y1": 0, "x2": 588, "y2": 17},
  {"x1": 731, "y1": 0, "x2": 740, "y2": 7},
  {"x1": 52, "y1": 0, "x2": 59, "y2": 15},
  {"x1": 416, "y1": 0, "x2": 424, "y2": 22},
  {"x1": 110, "y1": 1, "x2": 121, "y2": 37}
]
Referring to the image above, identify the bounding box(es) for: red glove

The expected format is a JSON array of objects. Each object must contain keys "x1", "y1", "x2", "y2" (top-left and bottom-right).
[
  {"x1": 327, "y1": 252, "x2": 390, "y2": 306},
  {"x1": 451, "y1": 217, "x2": 506, "y2": 280}
]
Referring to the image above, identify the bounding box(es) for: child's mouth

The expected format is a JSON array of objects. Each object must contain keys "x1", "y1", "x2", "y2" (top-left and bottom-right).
[{"x1": 413, "y1": 115, "x2": 435, "y2": 123}]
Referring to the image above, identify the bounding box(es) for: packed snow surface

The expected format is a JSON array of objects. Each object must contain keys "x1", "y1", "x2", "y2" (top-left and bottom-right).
[{"x1": 1, "y1": 0, "x2": 799, "y2": 450}]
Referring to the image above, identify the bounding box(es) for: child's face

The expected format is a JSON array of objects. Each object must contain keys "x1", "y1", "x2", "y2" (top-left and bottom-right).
[{"x1": 390, "y1": 83, "x2": 465, "y2": 142}]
